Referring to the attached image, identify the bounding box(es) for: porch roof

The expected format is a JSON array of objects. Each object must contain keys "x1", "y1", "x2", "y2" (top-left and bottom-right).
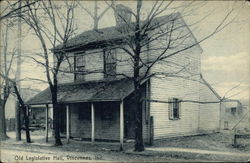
[{"x1": 26, "y1": 78, "x2": 136, "y2": 105}]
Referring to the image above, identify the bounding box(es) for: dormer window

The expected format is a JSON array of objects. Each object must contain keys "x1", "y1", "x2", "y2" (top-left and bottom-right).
[
  {"x1": 74, "y1": 53, "x2": 86, "y2": 81},
  {"x1": 104, "y1": 48, "x2": 117, "y2": 78}
]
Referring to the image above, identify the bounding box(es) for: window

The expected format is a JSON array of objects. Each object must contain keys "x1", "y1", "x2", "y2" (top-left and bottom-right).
[
  {"x1": 78, "y1": 103, "x2": 91, "y2": 120},
  {"x1": 104, "y1": 49, "x2": 116, "y2": 78},
  {"x1": 74, "y1": 53, "x2": 86, "y2": 81},
  {"x1": 169, "y1": 98, "x2": 180, "y2": 120},
  {"x1": 231, "y1": 107, "x2": 236, "y2": 115},
  {"x1": 101, "y1": 109, "x2": 114, "y2": 120},
  {"x1": 98, "y1": 102, "x2": 116, "y2": 120}
]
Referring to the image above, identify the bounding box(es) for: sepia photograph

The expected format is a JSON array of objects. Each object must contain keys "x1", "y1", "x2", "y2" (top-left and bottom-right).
[{"x1": 0, "y1": 0, "x2": 249, "y2": 162}]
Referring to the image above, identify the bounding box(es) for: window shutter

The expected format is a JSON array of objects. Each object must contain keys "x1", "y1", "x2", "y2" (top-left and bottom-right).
[{"x1": 168, "y1": 98, "x2": 173, "y2": 120}]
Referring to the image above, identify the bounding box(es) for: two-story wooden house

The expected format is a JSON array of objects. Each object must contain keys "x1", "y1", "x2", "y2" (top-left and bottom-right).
[{"x1": 27, "y1": 5, "x2": 221, "y2": 148}]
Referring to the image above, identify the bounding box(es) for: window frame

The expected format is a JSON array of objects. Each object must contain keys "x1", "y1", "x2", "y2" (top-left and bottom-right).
[
  {"x1": 103, "y1": 48, "x2": 117, "y2": 78},
  {"x1": 231, "y1": 107, "x2": 236, "y2": 115},
  {"x1": 74, "y1": 52, "x2": 86, "y2": 81},
  {"x1": 169, "y1": 98, "x2": 180, "y2": 120}
]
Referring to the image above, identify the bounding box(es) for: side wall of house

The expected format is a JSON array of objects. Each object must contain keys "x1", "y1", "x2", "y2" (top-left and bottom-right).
[
  {"x1": 150, "y1": 47, "x2": 202, "y2": 139},
  {"x1": 149, "y1": 15, "x2": 203, "y2": 139},
  {"x1": 198, "y1": 83, "x2": 220, "y2": 132}
]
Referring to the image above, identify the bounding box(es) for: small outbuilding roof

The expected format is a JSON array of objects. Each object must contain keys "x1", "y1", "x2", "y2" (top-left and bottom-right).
[{"x1": 26, "y1": 78, "x2": 137, "y2": 105}]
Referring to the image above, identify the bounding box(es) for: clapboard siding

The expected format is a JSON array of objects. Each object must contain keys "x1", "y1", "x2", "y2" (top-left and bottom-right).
[
  {"x1": 57, "y1": 47, "x2": 148, "y2": 84},
  {"x1": 150, "y1": 75, "x2": 201, "y2": 139},
  {"x1": 149, "y1": 20, "x2": 202, "y2": 138},
  {"x1": 57, "y1": 53, "x2": 75, "y2": 84},
  {"x1": 70, "y1": 102, "x2": 120, "y2": 140},
  {"x1": 199, "y1": 83, "x2": 220, "y2": 132}
]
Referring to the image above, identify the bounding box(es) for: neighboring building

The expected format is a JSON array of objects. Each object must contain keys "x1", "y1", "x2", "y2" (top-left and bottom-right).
[
  {"x1": 28, "y1": 105, "x2": 53, "y2": 130},
  {"x1": 5, "y1": 88, "x2": 40, "y2": 131},
  {"x1": 220, "y1": 99, "x2": 247, "y2": 130},
  {"x1": 27, "y1": 6, "x2": 223, "y2": 146}
]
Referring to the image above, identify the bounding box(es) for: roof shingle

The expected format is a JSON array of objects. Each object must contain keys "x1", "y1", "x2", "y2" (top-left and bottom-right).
[
  {"x1": 26, "y1": 78, "x2": 136, "y2": 105},
  {"x1": 53, "y1": 13, "x2": 180, "y2": 52}
]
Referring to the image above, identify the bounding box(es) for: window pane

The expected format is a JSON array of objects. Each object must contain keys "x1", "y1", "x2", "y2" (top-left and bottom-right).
[
  {"x1": 104, "y1": 49, "x2": 116, "y2": 78},
  {"x1": 105, "y1": 49, "x2": 116, "y2": 64},
  {"x1": 75, "y1": 54, "x2": 86, "y2": 81},
  {"x1": 172, "y1": 98, "x2": 179, "y2": 119}
]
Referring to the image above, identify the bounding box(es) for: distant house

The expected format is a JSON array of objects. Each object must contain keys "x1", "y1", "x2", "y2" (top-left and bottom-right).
[
  {"x1": 5, "y1": 88, "x2": 40, "y2": 131},
  {"x1": 220, "y1": 99, "x2": 246, "y2": 130},
  {"x1": 27, "y1": 5, "x2": 223, "y2": 147}
]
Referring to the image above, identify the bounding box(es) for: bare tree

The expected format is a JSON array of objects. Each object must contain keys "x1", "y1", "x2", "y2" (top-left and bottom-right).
[
  {"x1": 0, "y1": 20, "x2": 15, "y2": 140},
  {"x1": 21, "y1": 0, "x2": 77, "y2": 146},
  {"x1": 0, "y1": 0, "x2": 39, "y2": 21},
  {"x1": 0, "y1": 73, "x2": 32, "y2": 143},
  {"x1": 0, "y1": 18, "x2": 32, "y2": 142},
  {"x1": 107, "y1": 0, "x2": 237, "y2": 151}
]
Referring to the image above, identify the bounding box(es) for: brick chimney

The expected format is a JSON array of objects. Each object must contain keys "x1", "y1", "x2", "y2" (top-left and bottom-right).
[{"x1": 115, "y1": 4, "x2": 132, "y2": 27}]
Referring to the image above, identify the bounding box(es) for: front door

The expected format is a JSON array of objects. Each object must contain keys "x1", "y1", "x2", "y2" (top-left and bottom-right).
[{"x1": 124, "y1": 102, "x2": 136, "y2": 139}]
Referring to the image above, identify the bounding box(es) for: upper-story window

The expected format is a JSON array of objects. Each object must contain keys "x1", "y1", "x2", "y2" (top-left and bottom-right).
[
  {"x1": 74, "y1": 53, "x2": 86, "y2": 81},
  {"x1": 104, "y1": 48, "x2": 117, "y2": 78}
]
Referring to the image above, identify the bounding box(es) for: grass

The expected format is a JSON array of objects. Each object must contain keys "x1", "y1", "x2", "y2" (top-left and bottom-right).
[
  {"x1": 153, "y1": 131, "x2": 250, "y2": 152},
  {"x1": 1, "y1": 130, "x2": 250, "y2": 162}
]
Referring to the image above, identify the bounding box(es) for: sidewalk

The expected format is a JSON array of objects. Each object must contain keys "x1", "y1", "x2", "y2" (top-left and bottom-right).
[{"x1": 126, "y1": 147, "x2": 250, "y2": 162}]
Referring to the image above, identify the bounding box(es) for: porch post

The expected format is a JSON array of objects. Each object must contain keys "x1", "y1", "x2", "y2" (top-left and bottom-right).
[
  {"x1": 120, "y1": 100, "x2": 124, "y2": 151},
  {"x1": 91, "y1": 103, "x2": 95, "y2": 143},
  {"x1": 45, "y1": 104, "x2": 49, "y2": 142},
  {"x1": 66, "y1": 105, "x2": 70, "y2": 143}
]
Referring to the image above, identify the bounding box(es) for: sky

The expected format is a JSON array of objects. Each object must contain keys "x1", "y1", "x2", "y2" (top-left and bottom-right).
[{"x1": 3, "y1": 1, "x2": 249, "y2": 103}]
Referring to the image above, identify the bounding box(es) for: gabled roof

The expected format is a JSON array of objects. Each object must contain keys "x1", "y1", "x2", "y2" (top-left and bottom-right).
[
  {"x1": 200, "y1": 74, "x2": 221, "y2": 100},
  {"x1": 26, "y1": 78, "x2": 137, "y2": 105},
  {"x1": 53, "y1": 13, "x2": 182, "y2": 52}
]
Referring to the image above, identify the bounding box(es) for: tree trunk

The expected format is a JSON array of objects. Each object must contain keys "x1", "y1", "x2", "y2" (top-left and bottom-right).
[
  {"x1": 22, "y1": 106, "x2": 31, "y2": 143},
  {"x1": 13, "y1": 84, "x2": 31, "y2": 143},
  {"x1": 134, "y1": 86, "x2": 145, "y2": 151},
  {"x1": 51, "y1": 91, "x2": 62, "y2": 146},
  {"x1": 133, "y1": 48, "x2": 144, "y2": 151},
  {"x1": 15, "y1": 101, "x2": 21, "y2": 141},
  {"x1": 133, "y1": 7, "x2": 144, "y2": 150},
  {"x1": 0, "y1": 100, "x2": 8, "y2": 140}
]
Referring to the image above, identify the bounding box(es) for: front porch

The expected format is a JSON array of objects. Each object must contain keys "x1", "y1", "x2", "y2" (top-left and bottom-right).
[
  {"x1": 26, "y1": 78, "x2": 150, "y2": 150},
  {"x1": 61, "y1": 100, "x2": 126, "y2": 150}
]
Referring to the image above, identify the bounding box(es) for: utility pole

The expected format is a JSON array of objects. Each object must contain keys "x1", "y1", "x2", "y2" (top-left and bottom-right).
[{"x1": 15, "y1": 0, "x2": 22, "y2": 141}]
